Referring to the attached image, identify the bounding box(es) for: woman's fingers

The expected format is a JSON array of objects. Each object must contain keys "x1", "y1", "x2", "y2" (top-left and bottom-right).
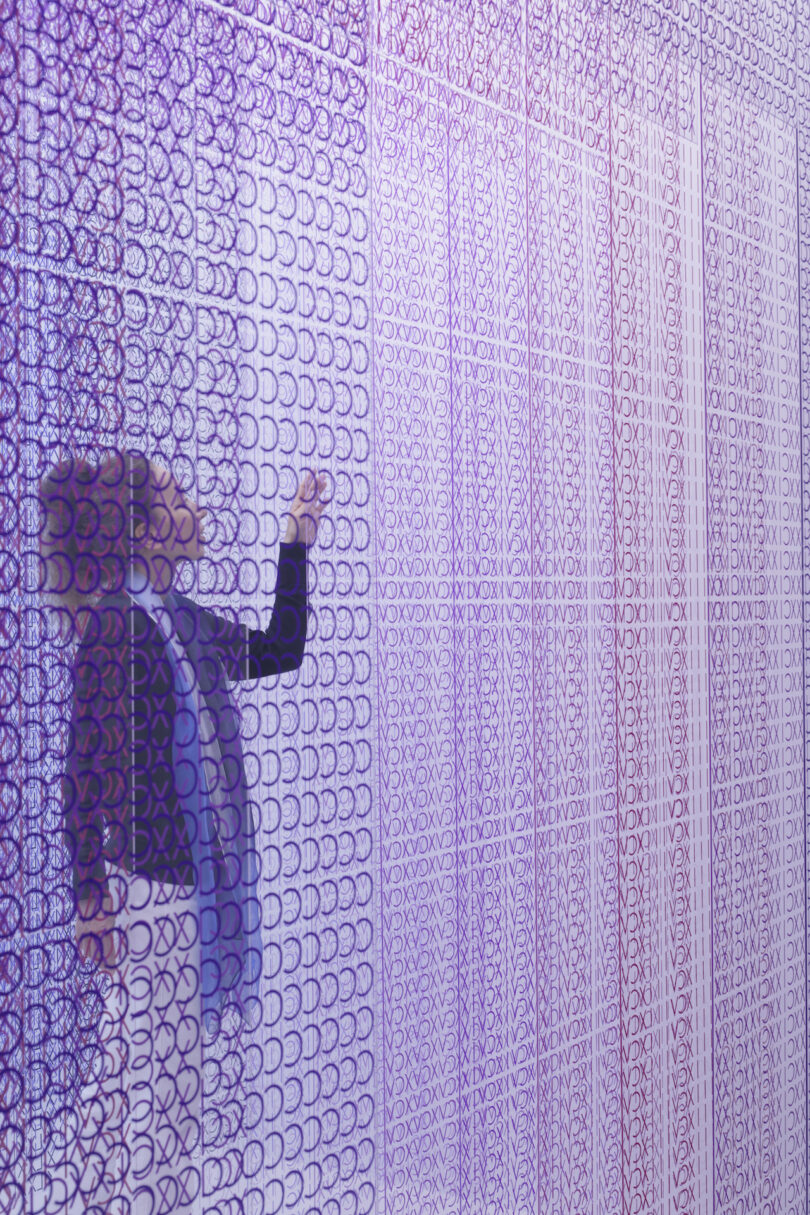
[
  {"x1": 297, "y1": 470, "x2": 328, "y2": 499},
  {"x1": 283, "y1": 471, "x2": 330, "y2": 544}
]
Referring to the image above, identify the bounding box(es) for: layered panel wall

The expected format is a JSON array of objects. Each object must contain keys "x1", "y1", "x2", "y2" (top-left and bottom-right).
[{"x1": 1, "y1": 0, "x2": 809, "y2": 1213}]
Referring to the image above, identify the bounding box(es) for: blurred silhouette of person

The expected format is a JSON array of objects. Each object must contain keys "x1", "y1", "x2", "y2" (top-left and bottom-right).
[{"x1": 38, "y1": 449, "x2": 327, "y2": 1213}]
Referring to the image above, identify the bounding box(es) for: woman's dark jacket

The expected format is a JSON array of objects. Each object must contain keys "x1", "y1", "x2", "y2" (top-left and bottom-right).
[{"x1": 63, "y1": 542, "x2": 308, "y2": 904}]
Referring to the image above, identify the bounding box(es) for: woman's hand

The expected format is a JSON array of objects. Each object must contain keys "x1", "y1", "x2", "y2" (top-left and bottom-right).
[
  {"x1": 283, "y1": 471, "x2": 329, "y2": 546},
  {"x1": 76, "y1": 890, "x2": 119, "y2": 970}
]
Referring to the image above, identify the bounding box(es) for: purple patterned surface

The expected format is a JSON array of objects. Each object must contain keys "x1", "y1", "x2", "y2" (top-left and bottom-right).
[{"x1": 1, "y1": 0, "x2": 809, "y2": 1212}]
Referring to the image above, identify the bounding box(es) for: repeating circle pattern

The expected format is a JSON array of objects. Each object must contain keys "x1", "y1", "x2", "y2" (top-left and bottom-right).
[{"x1": 3, "y1": 0, "x2": 810, "y2": 1212}]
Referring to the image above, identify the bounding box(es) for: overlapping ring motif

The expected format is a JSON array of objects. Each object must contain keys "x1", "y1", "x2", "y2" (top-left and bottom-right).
[{"x1": 2, "y1": 0, "x2": 809, "y2": 1210}]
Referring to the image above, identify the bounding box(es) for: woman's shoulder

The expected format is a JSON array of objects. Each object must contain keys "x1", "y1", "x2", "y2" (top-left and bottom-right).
[
  {"x1": 74, "y1": 592, "x2": 130, "y2": 647},
  {"x1": 75, "y1": 591, "x2": 170, "y2": 651}
]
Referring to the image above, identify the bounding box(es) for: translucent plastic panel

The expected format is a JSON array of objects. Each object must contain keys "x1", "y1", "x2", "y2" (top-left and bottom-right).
[{"x1": 2, "y1": 0, "x2": 809, "y2": 1213}]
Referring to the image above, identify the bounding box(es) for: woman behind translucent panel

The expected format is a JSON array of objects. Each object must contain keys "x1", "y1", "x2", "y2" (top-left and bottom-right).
[{"x1": 38, "y1": 449, "x2": 327, "y2": 1214}]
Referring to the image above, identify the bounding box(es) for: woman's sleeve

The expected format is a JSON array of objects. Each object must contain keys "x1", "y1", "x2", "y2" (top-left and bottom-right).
[
  {"x1": 203, "y1": 541, "x2": 309, "y2": 682},
  {"x1": 62, "y1": 607, "x2": 129, "y2": 907}
]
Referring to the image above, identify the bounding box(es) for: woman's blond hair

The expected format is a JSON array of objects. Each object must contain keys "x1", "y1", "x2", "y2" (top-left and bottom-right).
[{"x1": 38, "y1": 448, "x2": 154, "y2": 634}]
